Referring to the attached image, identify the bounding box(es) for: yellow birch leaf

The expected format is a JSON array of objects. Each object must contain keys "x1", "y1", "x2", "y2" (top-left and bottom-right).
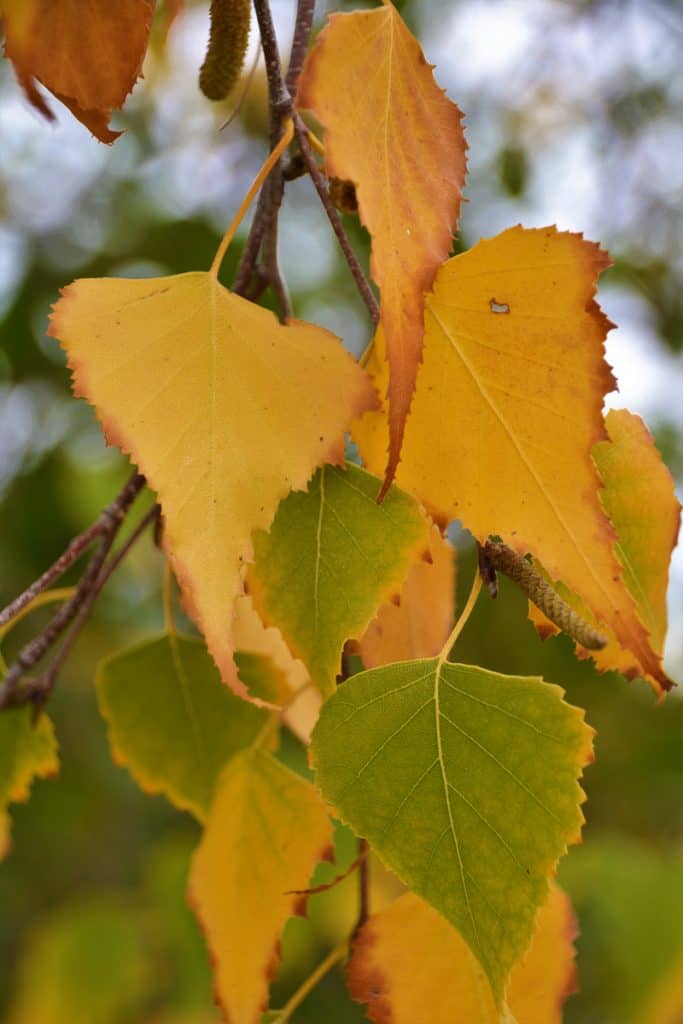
[
  {"x1": 189, "y1": 749, "x2": 333, "y2": 1024},
  {"x1": 530, "y1": 409, "x2": 680, "y2": 691},
  {"x1": 354, "y1": 225, "x2": 669, "y2": 692},
  {"x1": 297, "y1": 2, "x2": 467, "y2": 489},
  {"x1": 49, "y1": 273, "x2": 376, "y2": 690},
  {"x1": 348, "y1": 884, "x2": 577, "y2": 1024},
  {"x1": 1, "y1": 0, "x2": 155, "y2": 142},
  {"x1": 0, "y1": 707, "x2": 58, "y2": 860},
  {"x1": 358, "y1": 524, "x2": 456, "y2": 668}
]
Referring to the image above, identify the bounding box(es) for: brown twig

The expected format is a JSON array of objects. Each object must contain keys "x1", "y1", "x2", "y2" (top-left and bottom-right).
[
  {"x1": 29, "y1": 504, "x2": 161, "y2": 715},
  {"x1": 0, "y1": 473, "x2": 146, "y2": 710},
  {"x1": 0, "y1": 472, "x2": 145, "y2": 629},
  {"x1": 293, "y1": 112, "x2": 380, "y2": 326},
  {"x1": 285, "y1": 0, "x2": 316, "y2": 97}
]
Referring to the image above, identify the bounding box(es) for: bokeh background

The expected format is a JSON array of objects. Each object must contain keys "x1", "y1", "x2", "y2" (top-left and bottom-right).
[{"x1": 0, "y1": 1, "x2": 682, "y2": 1021}]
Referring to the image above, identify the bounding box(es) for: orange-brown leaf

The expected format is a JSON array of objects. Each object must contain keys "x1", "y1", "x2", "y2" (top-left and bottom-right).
[
  {"x1": 348, "y1": 884, "x2": 577, "y2": 1023},
  {"x1": 2, "y1": 0, "x2": 155, "y2": 142},
  {"x1": 297, "y1": 2, "x2": 467, "y2": 489},
  {"x1": 354, "y1": 225, "x2": 669, "y2": 692},
  {"x1": 357, "y1": 524, "x2": 455, "y2": 668}
]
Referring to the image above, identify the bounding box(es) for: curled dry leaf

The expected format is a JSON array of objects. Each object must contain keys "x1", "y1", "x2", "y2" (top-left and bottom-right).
[
  {"x1": 297, "y1": 1, "x2": 467, "y2": 490},
  {"x1": 355, "y1": 226, "x2": 671, "y2": 693},
  {"x1": 2, "y1": 0, "x2": 156, "y2": 142},
  {"x1": 50, "y1": 273, "x2": 377, "y2": 692}
]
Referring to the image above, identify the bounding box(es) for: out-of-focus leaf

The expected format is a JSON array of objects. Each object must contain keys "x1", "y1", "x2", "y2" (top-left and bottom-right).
[
  {"x1": 355, "y1": 226, "x2": 671, "y2": 692},
  {"x1": 1, "y1": 0, "x2": 155, "y2": 142},
  {"x1": 348, "y1": 883, "x2": 576, "y2": 1023},
  {"x1": 50, "y1": 273, "x2": 376, "y2": 690},
  {"x1": 0, "y1": 706, "x2": 58, "y2": 859},
  {"x1": 7, "y1": 898, "x2": 150, "y2": 1024},
  {"x1": 248, "y1": 463, "x2": 429, "y2": 697},
  {"x1": 189, "y1": 749, "x2": 333, "y2": 1024},
  {"x1": 298, "y1": 2, "x2": 467, "y2": 487},
  {"x1": 97, "y1": 633, "x2": 268, "y2": 821},
  {"x1": 312, "y1": 658, "x2": 593, "y2": 1003}
]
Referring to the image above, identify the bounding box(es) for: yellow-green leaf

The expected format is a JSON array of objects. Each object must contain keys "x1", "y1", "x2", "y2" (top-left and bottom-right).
[
  {"x1": 354, "y1": 226, "x2": 669, "y2": 691},
  {"x1": 189, "y1": 749, "x2": 333, "y2": 1024},
  {"x1": 348, "y1": 884, "x2": 577, "y2": 1023},
  {"x1": 297, "y1": 2, "x2": 467, "y2": 487},
  {"x1": 96, "y1": 633, "x2": 269, "y2": 822},
  {"x1": 248, "y1": 462, "x2": 429, "y2": 697},
  {"x1": 312, "y1": 658, "x2": 593, "y2": 1003},
  {"x1": 358, "y1": 524, "x2": 456, "y2": 669},
  {"x1": 50, "y1": 273, "x2": 376, "y2": 689},
  {"x1": 531, "y1": 409, "x2": 680, "y2": 691},
  {"x1": 0, "y1": 706, "x2": 58, "y2": 859}
]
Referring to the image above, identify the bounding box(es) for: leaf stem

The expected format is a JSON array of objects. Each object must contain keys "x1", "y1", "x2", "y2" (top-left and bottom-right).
[
  {"x1": 437, "y1": 569, "x2": 483, "y2": 668},
  {"x1": 162, "y1": 561, "x2": 176, "y2": 637},
  {"x1": 209, "y1": 118, "x2": 294, "y2": 279},
  {"x1": 270, "y1": 941, "x2": 348, "y2": 1024},
  {"x1": 0, "y1": 588, "x2": 76, "y2": 643}
]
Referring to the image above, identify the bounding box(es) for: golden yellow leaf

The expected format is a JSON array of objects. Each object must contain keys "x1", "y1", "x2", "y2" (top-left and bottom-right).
[
  {"x1": 297, "y1": 2, "x2": 467, "y2": 489},
  {"x1": 357, "y1": 524, "x2": 455, "y2": 668},
  {"x1": 49, "y1": 273, "x2": 376, "y2": 689},
  {"x1": 348, "y1": 884, "x2": 577, "y2": 1024},
  {"x1": 531, "y1": 409, "x2": 679, "y2": 692},
  {"x1": 189, "y1": 749, "x2": 333, "y2": 1024},
  {"x1": 355, "y1": 226, "x2": 668, "y2": 691},
  {"x1": 2, "y1": 0, "x2": 155, "y2": 142}
]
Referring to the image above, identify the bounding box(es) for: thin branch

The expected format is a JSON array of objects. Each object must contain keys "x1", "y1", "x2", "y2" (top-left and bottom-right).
[
  {"x1": 29, "y1": 504, "x2": 161, "y2": 714},
  {"x1": 293, "y1": 112, "x2": 380, "y2": 326},
  {"x1": 0, "y1": 473, "x2": 146, "y2": 710},
  {"x1": 355, "y1": 838, "x2": 370, "y2": 934},
  {"x1": 285, "y1": 0, "x2": 316, "y2": 97},
  {"x1": 0, "y1": 472, "x2": 144, "y2": 629}
]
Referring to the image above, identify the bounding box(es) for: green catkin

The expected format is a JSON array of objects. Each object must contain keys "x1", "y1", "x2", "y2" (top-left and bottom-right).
[
  {"x1": 199, "y1": 0, "x2": 251, "y2": 102},
  {"x1": 483, "y1": 541, "x2": 608, "y2": 651}
]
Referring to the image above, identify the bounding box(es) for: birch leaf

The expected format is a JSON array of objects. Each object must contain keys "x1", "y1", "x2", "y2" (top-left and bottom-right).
[
  {"x1": 189, "y1": 749, "x2": 333, "y2": 1024},
  {"x1": 297, "y1": 2, "x2": 467, "y2": 488},
  {"x1": 0, "y1": 706, "x2": 58, "y2": 859},
  {"x1": 248, "y1": 462, "x2": 429, "y2": 697},
  {"x1": 96, "y1": 634, "x2": 269, "y2": 822},
  {"x1": 354, "y1": 226, "x2": 670, "y2": 692},
  {"x1": 2, "y1": 0, "x2": 155, "y2": 142},
  {"x1": 358, "y1": 524, "x2": 456, "y2": 669},
  {"x1": 530, "y1": 409, "x2": 680, "y2": 692},
  {"x1": 50, "y1": 273, "x2": 376, "y2": 689},
  {"x1": 348, "y1": 884, "x2": 577, "y2": 1023},
  {"x1": 312, "y1": 658, "x2": 593, "y2": 1003}
]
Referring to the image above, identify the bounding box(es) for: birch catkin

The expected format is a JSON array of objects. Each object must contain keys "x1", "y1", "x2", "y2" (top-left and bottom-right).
[
  {"x1": 199, "y1": 0, "x2": 251, "y2": 102},
  {"x1": 484, "y1": 541, "x2": 608, "y2": 651}
]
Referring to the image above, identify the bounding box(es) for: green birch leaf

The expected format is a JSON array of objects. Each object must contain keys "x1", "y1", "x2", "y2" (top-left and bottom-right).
[
  {"x1": 0, "y1": 706, "x2": 58, "y2": 859},
  {"x1": 248, "y1": 462, "x2": 429, "y2": 697},
  {"x1": 311, "y1": 659, "x2": 594, "y2": 1004},
  {"x1": 96, "y1": 634, "x2": 269, "y2": 822}
]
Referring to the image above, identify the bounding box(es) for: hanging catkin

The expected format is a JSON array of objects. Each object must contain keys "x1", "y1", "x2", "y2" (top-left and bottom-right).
[
  {"x1": 199, "y1": 0, "x2": 251, "y2": 102},
  {"x1": 483, "y1": 541, "x2": 608, "y2": 650}
]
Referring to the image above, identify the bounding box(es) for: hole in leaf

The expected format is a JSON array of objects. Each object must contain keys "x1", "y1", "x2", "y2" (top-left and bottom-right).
[{"x1": 490, "y1": 298, "x2": 510, "y2": 314}]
